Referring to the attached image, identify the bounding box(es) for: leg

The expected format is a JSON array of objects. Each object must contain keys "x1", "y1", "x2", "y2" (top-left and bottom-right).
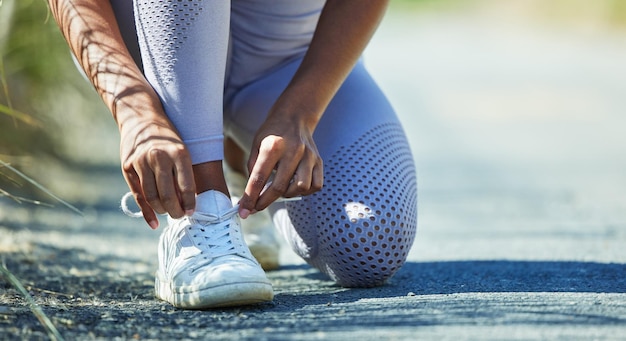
[
  {"x1": 224, "y1": 136, "x2": 247, "y2": 175},
  {"x1": 226, "y1": 59, "x2": 418, "y2": 287},
  {"x1": 120, "y1": 0, "x2": 272, "y2": 308},
  {"x1": 133, "y1": 0, "x2": 230, "y2": 195}
]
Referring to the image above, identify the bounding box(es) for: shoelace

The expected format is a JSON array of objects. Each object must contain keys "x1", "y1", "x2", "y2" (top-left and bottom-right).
[
  {"x1": 121, "y1": 192, "x2": 144, "y2": 218},
  {"x1": 187, "y1": 207, "x2": 244, "y2": 266},
  {"x1": 120, "y1": 191, "x2": 300, "y2": 271},
  {"x1": 120, "y1": 191, "x2": 301, "y2": 218}
]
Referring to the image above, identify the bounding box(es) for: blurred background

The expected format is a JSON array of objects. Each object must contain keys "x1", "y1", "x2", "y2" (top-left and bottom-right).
[
  {"x1": 365, "y1": 0, "x2": 626, "y2": 261},
  {"x1": 1, "y1": 0, "x2": 626, "y2": 261},
  {"x1": 1, "y1": 0, "x2": 120, "y2": 204}
]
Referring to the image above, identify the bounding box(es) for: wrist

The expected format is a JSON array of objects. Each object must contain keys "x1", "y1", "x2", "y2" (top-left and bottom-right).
[
  {"x1": 113, "y1": 89, "x2": 169, "y2": 132},
  {"x1": 271, "y1": 83, "x2": 328, "y2": 131},
  {"x1": 269, "y1": 100, "x2": 321, "y2": 133}
]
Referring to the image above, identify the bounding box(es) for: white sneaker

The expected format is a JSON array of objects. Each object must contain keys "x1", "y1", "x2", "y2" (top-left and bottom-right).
[
  {"x1": 224, "y1": 166, "x2": 281, "y2": 271},
  {"x1": 136, "y1": 190, "x2": 273, "y2": 309}
]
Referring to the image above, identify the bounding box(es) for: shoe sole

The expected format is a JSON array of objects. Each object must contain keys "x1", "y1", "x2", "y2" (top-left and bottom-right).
[{"x1": 155, "y1": 277, "x2": 274, "y2": 309}]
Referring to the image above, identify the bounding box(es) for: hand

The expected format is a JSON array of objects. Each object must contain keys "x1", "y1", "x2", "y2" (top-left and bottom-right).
[
  {"x1": 234, "y1": 0, "x2": 387, "y2": 218},
  {"x1": 119, "y1": 108, "x2": 196, "y2": 229},
  {"x1": 238, "y1": 112, "x2": 323, "y2": 218}
]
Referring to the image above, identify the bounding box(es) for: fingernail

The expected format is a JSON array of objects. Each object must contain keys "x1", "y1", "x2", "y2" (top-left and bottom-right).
[
  {"x1": 149, "y1": 220, "x2": 159, "y2": 230},
  {"x1": 240, "y1": 208, "x2": 250, "y2": 219},
  {"x1": 185, "y1": 209, "x2": 195, "y2": 216}
]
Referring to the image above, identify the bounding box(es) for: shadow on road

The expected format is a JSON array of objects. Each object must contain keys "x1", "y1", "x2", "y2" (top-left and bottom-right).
[
  {"x1": 269, "y1": 260, "x2": 626, "y2": 308},
  {"x1": 395, "y1": 260, "x2": 626, "y2": 294},
  {"x1": 2, "y1": 244, "x2": 625, "y2": 339}
]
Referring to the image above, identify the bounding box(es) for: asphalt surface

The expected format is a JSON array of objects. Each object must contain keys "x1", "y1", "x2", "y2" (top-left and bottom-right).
[{"x1": 2, "y1": 3, "x2": 626, "y2": 340}]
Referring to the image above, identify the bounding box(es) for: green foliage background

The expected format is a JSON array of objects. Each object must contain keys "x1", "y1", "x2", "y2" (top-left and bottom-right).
[
  {"x1": 1, "y1": 0, "x2": 117, "y2": 200},
  {"x1": 1, "y1": 0, "x2": 65, "y2": 158}
]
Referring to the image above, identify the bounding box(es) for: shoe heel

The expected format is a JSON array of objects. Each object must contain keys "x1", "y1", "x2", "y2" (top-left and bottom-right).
[{"x1": 154, "y1": 273, "x2": 170, "y2": 302}]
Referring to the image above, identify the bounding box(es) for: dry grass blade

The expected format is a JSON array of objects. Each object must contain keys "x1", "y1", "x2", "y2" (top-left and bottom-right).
[
  {"x1": 0, "y1": 160, "x2": 82, "y2": 216},
  {"x1": 0, "y1": 187, "x2": 22, "y2": 203},
  {"x1": 0, "y1": 262, "x2": 65, "y2": 341},
  {"x1": 0, "y1": 58, "x2": 40, "y2": 126},
  {"x1": 1, "y1": 56, "x2": 33, "y2": 126},
  {"x1": 0, "y1": 187, "x2": 54, "y2": 206},
  {"x1": 0, "y1": 103, "x2": 40, "y2": 126}
]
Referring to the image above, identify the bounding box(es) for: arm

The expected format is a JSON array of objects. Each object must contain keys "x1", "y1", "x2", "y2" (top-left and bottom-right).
[
  {"x1": 48, "y1": 0, "x2": 196, "y2": 228},
  {"x1": 239, "y1": 0, "x2": 389, "y2": 217}
]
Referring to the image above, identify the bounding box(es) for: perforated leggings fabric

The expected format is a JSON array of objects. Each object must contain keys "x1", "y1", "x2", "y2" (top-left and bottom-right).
[
  {"x1": 133, "y1": 0, "x2": 230, "y2": 164},
  {"x1": 116, "y1": 0, "x2": 417, "y2": 287},
  {"x1": 226, "y1": 59, "x2": 418, "y2": 287},
  {"x1": 270, "y1": 121, "x2": 417, "y2": 287}
]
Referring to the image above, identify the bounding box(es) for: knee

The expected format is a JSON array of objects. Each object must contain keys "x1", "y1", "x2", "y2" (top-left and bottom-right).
[
  {"x1": 283, "y1": 121, "x2": 419, "y2": 286},
  {"x1": 314, "y1": 206, "x2": 417, "y2": 287},
  {"x1": 322, "y1": 244, "x2": 409, "y2": 288}
]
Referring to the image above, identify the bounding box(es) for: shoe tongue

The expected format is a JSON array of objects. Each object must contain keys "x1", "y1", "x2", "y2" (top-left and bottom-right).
[{"x1": 195, "y1": 190, "x2": 233, "y2": 215}]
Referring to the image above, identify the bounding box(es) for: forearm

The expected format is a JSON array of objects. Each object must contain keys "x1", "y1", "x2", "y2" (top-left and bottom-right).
[
  {"x1": 47, "y1": 0, "x2": 164, "y2": 130},
  {"x1": 274, "y1": 0, "x2": 389, "y2": 129}
]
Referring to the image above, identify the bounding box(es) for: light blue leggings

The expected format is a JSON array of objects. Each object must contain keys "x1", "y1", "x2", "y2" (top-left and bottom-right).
[{"x1": 113, "y1": 0, "x2": 417, "y2": 287}]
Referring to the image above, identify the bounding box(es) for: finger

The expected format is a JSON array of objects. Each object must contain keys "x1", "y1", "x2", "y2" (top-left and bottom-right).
[
  {"x1": 294, "y1": 157, "x2": 323, "y2": 197},
  {"x1": 123, "y1": 167, "x2": 159, "y2": 229},
  {"x1": 256, "y1": 154, "x2": 300, "y2": 211},
  {"x1": 285, "y1": 167, "x2": 311, "y2": 197},
  {"x1": 138, "y1": 166, "x2": 166, "y2": 215},
  {"x1": 310, "y1": 160, "x2": 324, "y2": 194},
  {"x1": 239, "y1": 146, "x2": 280, "y2": 218},
  {"x1": 151, "y1": 151, "x2": 185, "y2": 219},
  {"x1": 173, "y1": 155, "x2": 196, "y2": 216},
  {"x1": 136, "y1": 192, "x2": 160, "y2": 229},
  {"x1": 246, "y1": 145, "x2": 260, "y2": 177},
  {"x1": 285, "y1": 156, "x2": 324, "y2": 197},
  {"x1": 155, "y1": 171, "x2": 184, "y2": 218},
  {"x1": 285, "y1": 152, "x2": 319, "y2": 197}
]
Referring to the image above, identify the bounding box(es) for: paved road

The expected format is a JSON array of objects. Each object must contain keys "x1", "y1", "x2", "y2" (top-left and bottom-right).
[{"x1": 2, "y1": 3, "x2": 625, "y2": 340}]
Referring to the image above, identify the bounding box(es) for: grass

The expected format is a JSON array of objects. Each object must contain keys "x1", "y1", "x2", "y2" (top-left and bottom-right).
[
  {"x1": 0, "y1": 160, "x2": 82, "y2": 215},
  {"x1": 0, "y1": 262, "x2": 66, "y2": 341},
  {"x1": 1, "y1": 5, "x2": 82, "y2": 336}
]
